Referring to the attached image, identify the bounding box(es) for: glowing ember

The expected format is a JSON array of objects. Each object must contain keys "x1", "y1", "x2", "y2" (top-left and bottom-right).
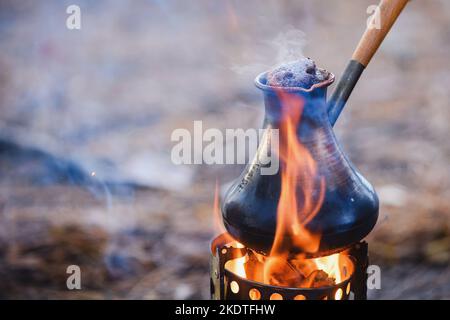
[{"x1": 224, "y1": 247, "x2": 354, "y2": 289}]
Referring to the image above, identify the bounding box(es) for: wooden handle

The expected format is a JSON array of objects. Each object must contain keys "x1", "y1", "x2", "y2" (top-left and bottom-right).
[
  {"x1": 328, "y1": 0, "x2": 408, "y2": 125},
  {"x1": 352, "y1": 0, "x2": 408, "y2": 66}
]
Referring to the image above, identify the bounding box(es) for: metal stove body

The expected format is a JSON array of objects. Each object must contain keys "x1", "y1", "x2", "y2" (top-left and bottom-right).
[{"x1": 210, "y1": 233, "x2": 368, "y2": 300}]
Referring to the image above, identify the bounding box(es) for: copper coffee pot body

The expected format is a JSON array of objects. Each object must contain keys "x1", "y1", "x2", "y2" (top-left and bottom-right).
[{"x1": 222, "y1": 72, "x2": 379, "y2": 254}]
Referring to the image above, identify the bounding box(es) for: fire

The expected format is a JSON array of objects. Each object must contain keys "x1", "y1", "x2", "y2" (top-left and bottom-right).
[
  {"x1": 213, "y1": 180, "x2": 247, "y2": 278},
  {"x1": 224, "y1": 244, "x2": 247, "y2": 278},
  {"x1": 219, "y1": 91, "x2": 352, "y2": 291},
  {"x1": 262, "y1": 90, "x2": 325, "y2": 285},
  {"x1": 313, "y1": 253, "x2": 343, "y2": 285}
]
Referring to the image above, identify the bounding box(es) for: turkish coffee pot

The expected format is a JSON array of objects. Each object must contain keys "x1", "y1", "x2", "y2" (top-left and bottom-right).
[{"x1": 222, "y1": 71, "x2": 379, "y2": 254}]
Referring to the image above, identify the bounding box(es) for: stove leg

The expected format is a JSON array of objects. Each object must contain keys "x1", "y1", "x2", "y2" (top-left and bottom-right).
[{"x1": 350, "y1": 241, "x2": 368, "y2": 300}]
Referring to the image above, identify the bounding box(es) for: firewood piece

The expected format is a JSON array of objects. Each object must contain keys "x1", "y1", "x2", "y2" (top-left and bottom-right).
[{"x1": 302, "y1": 270, "x2": 336, "y2": 288}]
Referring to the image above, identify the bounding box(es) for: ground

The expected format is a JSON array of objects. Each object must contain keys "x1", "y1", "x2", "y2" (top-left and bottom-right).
[{"x1": 0, "y1": 0, "x2": 449, "y2": 299}]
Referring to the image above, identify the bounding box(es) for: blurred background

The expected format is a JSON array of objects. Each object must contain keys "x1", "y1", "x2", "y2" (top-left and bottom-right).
[{"x1": 0, "y1": 0, "x2": 449, "y2": 299}]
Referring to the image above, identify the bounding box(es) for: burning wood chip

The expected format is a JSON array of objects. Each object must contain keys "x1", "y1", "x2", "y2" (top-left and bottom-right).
[
  {"x1": 241, "y1": 251, "x2": 337, "y2": 288},
  {"x1": 302, "y1": 270, "x2": 336, "y2": 288},
  {"x1": 244, "y1": 251, "x2": 264, "y2": 283},
  {"x1": 266, "y1": 260, "x2": 304, "y2": 288}
]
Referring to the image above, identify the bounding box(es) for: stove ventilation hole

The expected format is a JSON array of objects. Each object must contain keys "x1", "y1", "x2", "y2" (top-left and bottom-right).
[
  {"x1": 230, "y1": 281, "x2": 239, "y2": 293},
  {"x1": 335, "y1": 288, "x2": 343, "y2": 300},
  {"x1": 249, "y1": 288, "x2": 261, "y2": 300},
  {"x1": 270, "y1": 293, "x2": 283, "y2": 300}
]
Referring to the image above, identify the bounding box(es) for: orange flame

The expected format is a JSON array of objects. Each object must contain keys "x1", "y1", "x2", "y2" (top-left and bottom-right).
[
  {"x1": 263, "y1": 90, "x2": 326, "y2": 285},
  {"x1": 221, "y1": 92, "x2": 352, "y2": 290},
  {"x1": 213, "y1": 180, "x2": 226, "y2": 236},
  {"x1": 213, "y1": 180, "x2": 247, "y2": 278},
  {"x1": 272, "y1": 91, "x2": 325, "y2": 254}
]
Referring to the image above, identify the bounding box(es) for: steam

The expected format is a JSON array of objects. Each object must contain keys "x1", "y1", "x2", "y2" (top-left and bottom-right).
[
  {"x1": 231, "y1": 28, "x2": 307, "y2": 77},
  {"x1": 271, "y1": 29, "x2": 307, "y2": 65}
]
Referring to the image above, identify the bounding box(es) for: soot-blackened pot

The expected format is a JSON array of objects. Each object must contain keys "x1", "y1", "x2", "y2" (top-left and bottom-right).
[{"x1": 222, "y1": 71, "x2": 379, "y2": 254}]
